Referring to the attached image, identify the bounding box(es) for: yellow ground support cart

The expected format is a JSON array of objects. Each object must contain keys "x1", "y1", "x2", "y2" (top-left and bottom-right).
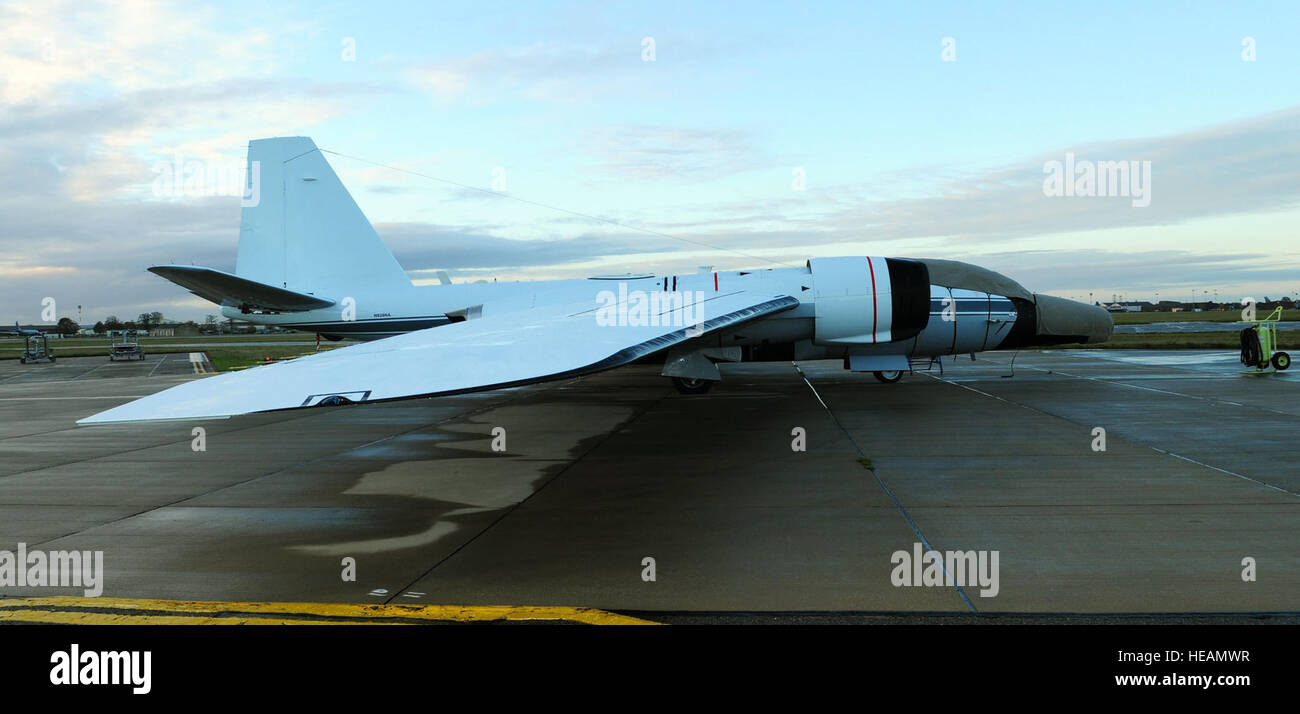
[{"x1": 1240, "y1": 306, "x2": 1290, "y2": 374}]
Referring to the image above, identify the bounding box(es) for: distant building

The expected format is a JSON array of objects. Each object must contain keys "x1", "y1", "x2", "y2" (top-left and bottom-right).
[
  {"x1": 150, "y1": 322, "x2": 201, "y2": 337},
  {"x1": 1106, "y1": 301, "x2": 1151, "y2": 313}
]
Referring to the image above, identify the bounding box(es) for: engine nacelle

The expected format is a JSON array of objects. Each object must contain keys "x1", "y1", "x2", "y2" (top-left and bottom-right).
[{"x1": 809, "y1": 257, "x2": 930, "y2": 345}]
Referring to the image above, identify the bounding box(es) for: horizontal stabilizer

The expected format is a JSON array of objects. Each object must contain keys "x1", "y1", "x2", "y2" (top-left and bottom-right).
[
  {"x1": 78, "y1": 290, "x2": 798, "y2": 424},
  {"x1": 148, "y1": 266, "x2": 336, "y2": 312}
]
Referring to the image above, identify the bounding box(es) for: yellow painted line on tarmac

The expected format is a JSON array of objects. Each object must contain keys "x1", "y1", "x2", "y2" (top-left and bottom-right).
[
  {"x1": 0, "y1": 610, "x2": 374, "y2": 625},
  {"x1": 0, "y1": 597, "x2": 658, "y2": 625}
]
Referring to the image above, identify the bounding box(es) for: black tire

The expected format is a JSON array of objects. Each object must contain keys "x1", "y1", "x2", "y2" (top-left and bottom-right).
[
  {"x1": 671, "y1": 376, "x2": 714, "y2": 394},
  {"x1": 49, "y1": 357, "x2": 55, "y2": 363},
  {"x1": 19, "y1": 357, "x2": 26, "y2": 364},
  {"x1": 1273, "y1": 351, "x2": 1291, "y2": 371},
  {"x1": 873, "y1": 370, "x2": 903, "y2": 383}
]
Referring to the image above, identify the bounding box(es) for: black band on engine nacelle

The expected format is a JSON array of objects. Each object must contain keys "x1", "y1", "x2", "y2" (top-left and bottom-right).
[
  {"x1": 885, "y1": 258, "x2": 930, "y2": 342},
  {"x1": 996, "y1": 296, "x2": 1094, "y2": 348},
  {"x1": 996, "y1": 297, "x2": 1039, "y2": 349}
]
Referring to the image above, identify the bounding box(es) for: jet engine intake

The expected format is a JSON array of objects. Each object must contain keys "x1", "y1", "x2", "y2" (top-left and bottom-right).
[{"x1": 809, "y1": 256, "x2": 930, "y2": 345}]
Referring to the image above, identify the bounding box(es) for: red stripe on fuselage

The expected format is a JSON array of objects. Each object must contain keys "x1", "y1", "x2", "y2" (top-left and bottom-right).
[{"x1": 867, "y1": 257, "x2": 877, "y2": 343}]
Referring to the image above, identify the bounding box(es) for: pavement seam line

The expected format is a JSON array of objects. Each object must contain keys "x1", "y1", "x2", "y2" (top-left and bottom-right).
[
  {"x1": 1019, "y1": 362, "x2": 1298, "y2": 418},
  {"x1": 793, "y1": 362, "x2": 980, "y2": 614},
  {"x1": 147, "y1": 354, "x2": 167, "y2": 377},
  {"x1": 922, "y1": 370, "x2": 1300, "y2": 499}
]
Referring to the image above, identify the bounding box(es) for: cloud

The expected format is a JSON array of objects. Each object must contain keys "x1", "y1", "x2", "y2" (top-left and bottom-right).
[
  {"x1": 410, "y1": 42, "x2": 633, "y2": 103},
  {"x1": 821, "y1": 106, "x2": 1300, "y2": 245},
  {"x1": 0, "y1": 1, "x2": 394, "y2": 322},
  {"x1": 3, "y1": 2, "x2": 1298, "y2": 323},
  {"x1": 407, "y1": 36, "x2": 730, "y2": 104},
  {"x1": 0, "y1": 0, "x2": 275, "y2": 104},
  {"x1": 576, "y1": 125, "x2": 764, "y2": 182},
  {"x1": 939, "y1": 249, "x2": 1294, "y2": 297},
  {"x1": 377, "y1": 222, "x2": 677, "y2": 272},
  {"x1": 8, "y1": 102, "x2": 1299, "y2": 321}
]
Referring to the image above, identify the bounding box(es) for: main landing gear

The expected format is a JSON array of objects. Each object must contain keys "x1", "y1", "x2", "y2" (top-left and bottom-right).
[
  {"x1": 671, "y1": 370, "x2": 902, "y2": 393},
  {"x1": 671, "y1": 376, "x2": 715, "y2": 395}
]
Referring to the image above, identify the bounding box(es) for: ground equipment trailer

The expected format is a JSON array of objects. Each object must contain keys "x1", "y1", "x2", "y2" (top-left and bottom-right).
[
  {"x1": 109, "y1": 330, "x2": 146, "y2": 361},
  {"x1": 18, "y1": 334, "x2": 55, "y2": 364}
]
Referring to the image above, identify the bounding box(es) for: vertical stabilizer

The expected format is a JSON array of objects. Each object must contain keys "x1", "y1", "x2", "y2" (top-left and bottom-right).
[{"x1": 236, "y1": 137, "x2": 411, "y2": 296}]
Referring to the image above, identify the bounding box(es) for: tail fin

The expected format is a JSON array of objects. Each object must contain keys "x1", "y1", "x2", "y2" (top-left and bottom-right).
[{"x1": 236, "y1": 137, "x2": 412, "y2": 296}]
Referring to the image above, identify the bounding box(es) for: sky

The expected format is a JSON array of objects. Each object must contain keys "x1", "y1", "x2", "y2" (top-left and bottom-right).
[{"x1": 1, "y1": 0, "x2": 1298, "y2": 325}]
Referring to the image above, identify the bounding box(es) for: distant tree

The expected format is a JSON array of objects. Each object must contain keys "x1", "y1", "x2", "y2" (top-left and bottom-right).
[
  {"x1": 123, "y1": 320, "x2": 137, "y2": 330},
  {"x1": 203, "y1": 315, "x2": 218, "y2": 329},
  {"x1": 135, "y1": 312, "x2": 165, "y2": 330},
  {"x1": 103, "y1": 316, "x2": 123, "y2": 331},
  {"x1": 93, "y1": 321, "x2": 106, "y2": 334},
  {"x1": 56, "y1": 317, "x2": 79, "y2": 335}
]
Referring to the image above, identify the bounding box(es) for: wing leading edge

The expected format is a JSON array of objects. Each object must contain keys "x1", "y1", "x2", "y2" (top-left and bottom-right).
[{"x1": 78, "y1": 289, "x2": 798, "y2": 424}]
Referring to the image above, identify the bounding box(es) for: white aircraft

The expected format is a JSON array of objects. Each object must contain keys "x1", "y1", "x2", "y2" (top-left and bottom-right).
[{"x1": 79, "y1": 137, "x2": 1111, "y2": 424}]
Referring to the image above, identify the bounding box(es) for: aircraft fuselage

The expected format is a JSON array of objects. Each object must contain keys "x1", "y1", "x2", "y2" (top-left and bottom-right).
[{"x1": 221, "y1": 260, "x2": 1084, "y2": 366}]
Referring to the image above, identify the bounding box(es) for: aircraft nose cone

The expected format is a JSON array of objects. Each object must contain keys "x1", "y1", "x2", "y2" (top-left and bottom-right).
[{"x1": 1032, "y1": 293, "x2": 1113, "y2": 344}]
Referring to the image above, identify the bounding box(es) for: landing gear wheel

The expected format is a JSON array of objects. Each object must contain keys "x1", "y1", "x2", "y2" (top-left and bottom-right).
[
  {"x1": 1273, "y1": 351, "x2": 1291, "y2": 371},
  {"x1": 873, "y1": 370, "x2": 903, "y2": 383},
  {"x1": 671, "y1": 376, "x2": 715, "y2": 395}
]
